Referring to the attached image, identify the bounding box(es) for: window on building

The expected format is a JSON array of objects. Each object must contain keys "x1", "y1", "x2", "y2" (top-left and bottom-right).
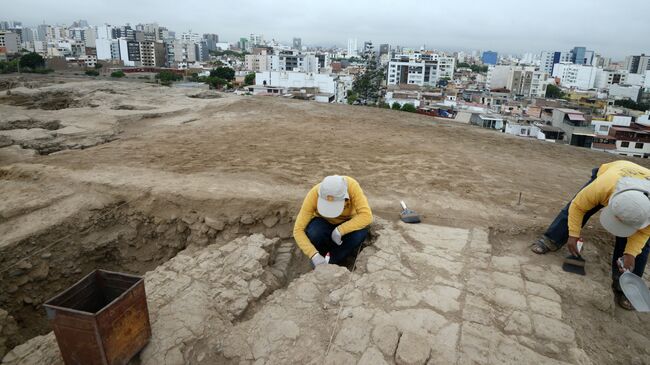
[
  {"x1": 621, "y1": 142, "x2": 630, "y2": 148},
  {"x1": 636, "y1": 142, "x2": 644, "y2": 149},
  {"x1": 599, "y1": 126, "x2": 609, "y2": 132}
]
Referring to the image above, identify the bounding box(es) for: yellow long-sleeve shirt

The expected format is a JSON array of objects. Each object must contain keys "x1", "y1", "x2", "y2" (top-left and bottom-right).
[
  {"x1": 569, "y1": 160, "x2": 650, "y2": 256},
  {"x1": 293, "y1": 176, "x2": 373, "y2": 258}
]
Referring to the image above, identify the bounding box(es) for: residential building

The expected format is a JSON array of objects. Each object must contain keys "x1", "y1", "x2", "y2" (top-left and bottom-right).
[
  {"x1": 347, "y1": 38, "x2": 357, "y2": 57},
  {"x1": 0, "y1": 31, "x2": 20, "y2": 55},
  {"x1": 118, "y1": 38, "x2": 140, "y2": 66},
  {"x1": 249, "y1": 33, "x2": 263, "y2": 47},
  {"x1": 481, "y1": 51, "x2": 498, "y2": 65},
  {"x1": 387, "y1": 53, "x2": 455, "y2": 87},
  {"x1": 385, "y1": 90, "x2": 421, "y2": 108},
  {"x1": 624, "y1": 54, "x2": 650, "y2": 74},
  {"x1": 203, "y1": 33, "x2": 219, "y2": 51},
  {"x1": 270, "y1": 50, "x2": 319, "y2": 73},
  {"x1": 255, "y1": 71, "x2": 339, "y2": 98},
  {"x1": 139, "y1": 41, "x2": 165, "y2": 67},
  {"x1": 595, "y1": 69, "x2": 628, "y2": 89},
  {"x1": 592, "y1": 122, "x2": 650, "y2": 158},
  {"x1": 609, "y1": 84, "x2": 642, "y2": 102},
  {"x1": 96, "y1": 38, "x2": 119, "y2": 60},
  {"x1": 551, "y1": 108, "x2": 594, "y2": 147},
  {"x1": 379, "y1": 44, "x2": 389, "y2": 56},
  {"x1": 470, "y1": 114, "x2": 504, "y2": 130},
  {"x1": 171, "y1": 40, "x2": 197, "y2": 65},
  {"x1": 509, "y1": 68, "x2": 548, "y2": 98},
  {"x1": 244, "y1": 48, "x2": 272, "y2": 72},
  {"x1": 180, "y1": 31, "x2": 200, "y2": 43},
  {"x1": 552, "y1": 63, "x2": 598, "y2": 90},
  {"x1": 292, "y1": 37, "x2": 301, "y2": 50}
]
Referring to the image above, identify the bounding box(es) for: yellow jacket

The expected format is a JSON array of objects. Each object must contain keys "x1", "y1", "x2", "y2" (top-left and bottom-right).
[
  {"x1": 569, "y1": 161, "x2": 650, "y2": 256},
  {"x1": 293, "y1": 176, "x2": 373, "y2": 258}
]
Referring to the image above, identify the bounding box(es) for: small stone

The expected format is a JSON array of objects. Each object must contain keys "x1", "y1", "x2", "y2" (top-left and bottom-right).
[
  {"x1": 334, "y1": 318, "x2": 372, "y2": 354},
  {"x1": 395, "y1": 331, "x2": 430, "y2": 365},
  {"x1": 240, "y1": 214, "x2": 255, "y2": 225},
  {"x1": 531, "y1": 314, "x2": 575, "y2": 343},
  {"x1": 528, "y1": 295, "x2": 562, "y2": 319},
  {"x1": 40, "y1": 253, "x2": 52, "y2": 259},
  {"x1": 262, "y1": 215, "x2": 279, "y2": 228},
  {"x1": 493, "y1": 288, "x2": 527, "y2": 309},
  {"x1": 372, "y1": 325, "x2": 400, "y2": 356}
]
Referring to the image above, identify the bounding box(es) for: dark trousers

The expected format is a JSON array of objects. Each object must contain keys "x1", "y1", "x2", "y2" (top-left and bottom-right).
[
  {"x1": 544, "y1": 167, "x2": 650, "y2": 281},
  {"x1": 305, "y1": 217, "x2": 368, "y2": 265}
]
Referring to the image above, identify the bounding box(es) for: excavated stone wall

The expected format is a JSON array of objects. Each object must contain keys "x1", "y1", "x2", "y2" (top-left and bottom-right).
[{"x1": 0, "y1": 201, "x2": 298, "y2": 358}]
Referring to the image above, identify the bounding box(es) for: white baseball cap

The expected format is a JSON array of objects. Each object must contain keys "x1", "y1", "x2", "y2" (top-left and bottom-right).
[
  {"x1": 600, "y1": 177, "x2": 650, "y2": 237},
  {"x1": 317, "y1": 175, "x2": 349, "y2": 218}
]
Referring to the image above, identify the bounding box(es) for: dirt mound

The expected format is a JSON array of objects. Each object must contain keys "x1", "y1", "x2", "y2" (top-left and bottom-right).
[
  {"x1": 0, "y1": 90, "x2": 86, "y2": 110},
  {"x1": 0, "y1": 119, "x2": 61, "y2": 131},
  {"x1": 188, "y1": 91, "x2": 222, "y2": 99}
]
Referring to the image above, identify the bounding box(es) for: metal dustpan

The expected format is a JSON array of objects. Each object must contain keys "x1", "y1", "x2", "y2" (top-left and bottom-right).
[{"x1": 620, "y1": 271, "x2": 650, "y2": 312}]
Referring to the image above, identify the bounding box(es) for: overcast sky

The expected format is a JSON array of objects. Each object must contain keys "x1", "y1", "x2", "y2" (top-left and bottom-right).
[{"x1": 4, "y1": 0, "x2": 649, "y2": 59}]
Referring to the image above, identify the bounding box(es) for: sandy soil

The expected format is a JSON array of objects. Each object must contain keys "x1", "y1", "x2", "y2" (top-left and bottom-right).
[{"x1": 0, "y1": 78, "x2": 649, "y2": 364}]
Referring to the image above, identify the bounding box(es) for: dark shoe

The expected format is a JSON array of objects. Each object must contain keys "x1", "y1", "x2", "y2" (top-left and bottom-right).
[
  {"x1": 618, "y1": 294, "x2": 635, "y2": 311},
  {"x1": 531, "y1": 237, "x2": 555, "y2": 254}
]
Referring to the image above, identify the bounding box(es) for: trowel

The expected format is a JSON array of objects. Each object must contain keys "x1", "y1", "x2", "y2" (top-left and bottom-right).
[
  {"x1": 618, "y1": 258, "x2": 650, "y2": 312},
  {"x1": 399, "y1": 201, "x2": 421, "y2": 224},
  {"x1": 562, "y1": 239, "x2": 585, "y2": 276}
]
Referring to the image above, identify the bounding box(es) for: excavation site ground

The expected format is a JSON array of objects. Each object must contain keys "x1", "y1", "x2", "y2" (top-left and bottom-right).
[{"x1": 0, "y1": 75, "x2": 649, "y2": 365}]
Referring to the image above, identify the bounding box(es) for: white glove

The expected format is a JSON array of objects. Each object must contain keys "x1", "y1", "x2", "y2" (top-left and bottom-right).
[
  {"x1": 311, "y1": 253, "x2": 328, "y2": 266},
  {"x1": 331, "y1": 227, "x2": 342, "y2": 245}
]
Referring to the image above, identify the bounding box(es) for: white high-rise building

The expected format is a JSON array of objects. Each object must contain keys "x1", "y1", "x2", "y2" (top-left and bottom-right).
[
  {"x1": 347, "y1": 38, "x2": 357, "y2": 57},
  {"x1": 386, "y1": 53, "x2": 455, "y2": 87},
  {"x1": 552, "y1": 63, "x2": 599, "y2": 90}
]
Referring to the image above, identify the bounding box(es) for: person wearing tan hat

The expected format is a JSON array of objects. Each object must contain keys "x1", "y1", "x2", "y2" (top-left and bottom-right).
[
  {"x1": 531, "y1": 160, "x2": 650, "y2": 309},
  {"x1": 293, "y1": 175, "x2": 373, "y2": 267}
]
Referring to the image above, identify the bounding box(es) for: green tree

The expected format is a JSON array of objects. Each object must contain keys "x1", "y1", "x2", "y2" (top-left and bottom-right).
[
  {"x1": 346, "y1": 91, "x2": 358, "y2": 105},
  {"x1": 156, "y1": 70, "x2": 183, "y2": 83},
  {"x1": 391, "y1": 102, "x2": 401, "y2": 110},
  {"x1": 94, "y1": 63, "x2": 103, "y2": 69},
  {"x1": 0, "y1": 59, "x2": 19, "y2": 74},
  {"x1": 19, "y1": 52, "x2": 45, "y2": 70},
  {"x1": 400, "y1": 103, "x2": 417, "y2": 112},
  {"x1": 351, "y1": 52, "x2": 384, "y2": 105},
  {"x1": 244, "y1": 72, "x2": 255, "y2": 86},
  {"x1": 210, "y1": 67, "x2": 235, "y2": 81},
  {"x1": 110, "y1": 70, "x2": 126, "y2": 78},
  {"x1": 614, "y1": 99, "x2": 649, "y2": 111},
  {"x1": 206, "y1": 76, "x2": 227, "y2": 89},
  {"x1": 85, "y1": 70, "x2": 99, "y2": 76},
  {"x1": 545, "y1": 84, "x2": 564, "y2": 99}
]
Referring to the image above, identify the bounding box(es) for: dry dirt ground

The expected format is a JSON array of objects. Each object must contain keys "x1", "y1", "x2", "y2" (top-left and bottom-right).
[{"x1": 0, "y1": 77, "x2": 648, "y2": 364}]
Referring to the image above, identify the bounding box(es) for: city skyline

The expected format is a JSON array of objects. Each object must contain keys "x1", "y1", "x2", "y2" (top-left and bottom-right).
[{"x1": 3, "y1": 0, "x2": 649, "y2": 59}]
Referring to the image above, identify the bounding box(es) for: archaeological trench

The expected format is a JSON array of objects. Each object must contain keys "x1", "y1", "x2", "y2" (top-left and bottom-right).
[{"x1": 1, "y1": 79, "x2": 649, "y2": 365}]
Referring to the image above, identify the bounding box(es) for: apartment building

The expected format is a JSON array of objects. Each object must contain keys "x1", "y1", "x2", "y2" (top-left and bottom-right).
[
  {"x1": 245, "y1": 49, "x2": 320, "y2": 73},
  {"x1": 170, "y1": 40, "x2": 197, "y2": 64},
  {"x1": 386, "y1": 53, "x2": 455, "y2": 87},
  {"x1": 486, "y1": 65, "x2": 547, "y2": 97},
  {"x1": 509, "y1": 68, "x2": 548, "y2": 98},
  {"x1": 552, "y1": 63, "x2": 598, "y2": 90},
  {"x1": 625, "y1": 54, "x2": 650, "y2": 74},
  {"x1": 594, "y1": 69, "x2": 628, "y2": 89},
  {"x1": 0, "y1": 31, "x2": 20, "y2": 56},
  {"x1": 139, "y1": 41, "x2": 165, "y2": 67}
]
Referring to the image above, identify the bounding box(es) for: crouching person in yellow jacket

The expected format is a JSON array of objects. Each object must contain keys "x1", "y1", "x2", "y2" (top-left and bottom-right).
[
  {"x1": 531, "y1": 160, "x2": 650, "y2": 310},
  {"x1": 293, "y1": 175, "x2": 373, "y2": 267}
]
